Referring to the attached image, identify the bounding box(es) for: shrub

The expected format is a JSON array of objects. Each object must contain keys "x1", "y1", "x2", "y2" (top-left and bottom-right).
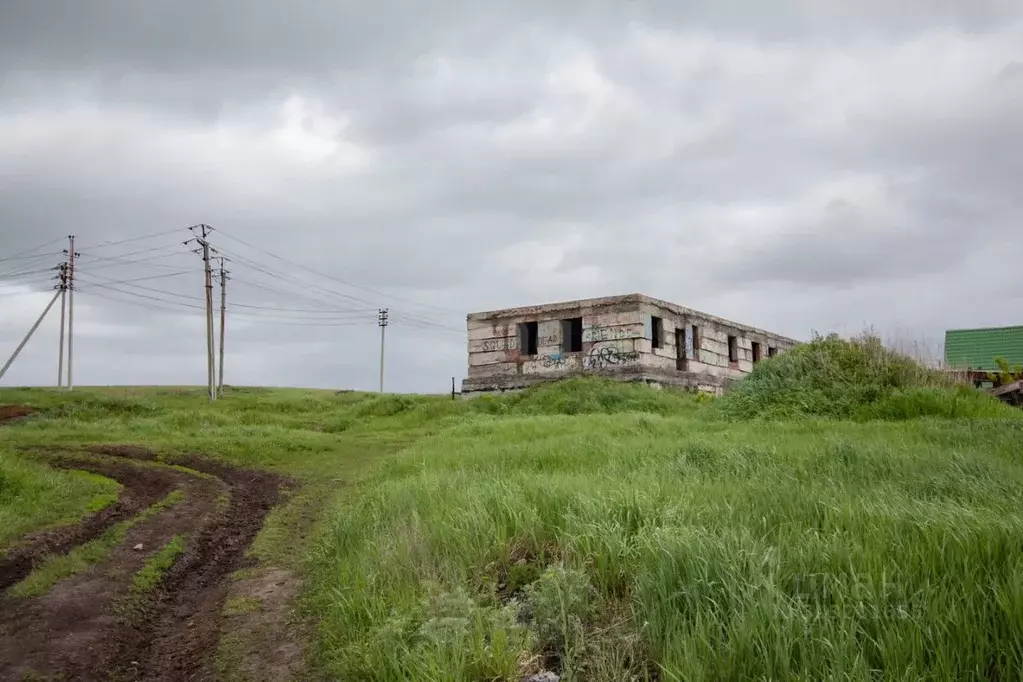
[{"x1": 718, "y1": 333, "x2": 1011, "y2": 420}]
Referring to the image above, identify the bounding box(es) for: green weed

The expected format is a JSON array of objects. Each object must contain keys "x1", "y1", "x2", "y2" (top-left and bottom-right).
[
  {"x1": 131, "y1": 535, "x2": 186, "y2": 596},
  {"x1": 6, "y1": 489, "x2": 185, "y2": 599}
]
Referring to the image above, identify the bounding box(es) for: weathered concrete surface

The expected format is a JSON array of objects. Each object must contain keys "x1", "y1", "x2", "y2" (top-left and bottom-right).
[{"x1": 462, "y1": 293, "x2": 799, "y2": 395}]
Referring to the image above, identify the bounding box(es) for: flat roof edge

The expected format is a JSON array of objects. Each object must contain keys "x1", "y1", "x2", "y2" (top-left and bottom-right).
[
  {"x1": 945, "y1": 325, "x2": 1023, "y2": 334},
  {"x1": 467, "y1": 293, "x2": 801, "y2": 344}
]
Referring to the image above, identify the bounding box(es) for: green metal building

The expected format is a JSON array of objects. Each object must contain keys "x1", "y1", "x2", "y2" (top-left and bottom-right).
[{"x1": 944, "y1": 326, "x2": 1023, "y2": 371}]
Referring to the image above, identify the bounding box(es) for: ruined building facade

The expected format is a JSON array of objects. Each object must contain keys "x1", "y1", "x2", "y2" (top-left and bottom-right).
[{"x1": 462, "y1": 294, "x2": 800, "y2": 395}]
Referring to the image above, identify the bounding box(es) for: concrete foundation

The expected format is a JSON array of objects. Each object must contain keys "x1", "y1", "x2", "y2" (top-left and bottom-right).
[{"x1": 462, "y1": 293, "x2": 800, "y2": 395}]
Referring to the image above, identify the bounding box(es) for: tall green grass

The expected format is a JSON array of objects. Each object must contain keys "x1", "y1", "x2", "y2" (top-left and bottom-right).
[
  {"x1": 4, "y1": 366, "x2": 1022, "y2": 680},
  {"x1": 308, "y1": 368, "x2": 1023, "y2": 680},
  {"x1": 718, "y1": 333, "x2": 1015, "y2": 420},
  {"x1": 0, "y1": 451, "x2": 120, "y2": 551}
]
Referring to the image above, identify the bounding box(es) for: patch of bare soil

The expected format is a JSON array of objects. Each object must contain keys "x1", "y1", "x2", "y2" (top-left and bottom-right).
[
  {"x1": 219, "y1": 568, "x2": 305, "y2": 682},
  {"x1": 0, "y1": 462, "x2": 222, "y2": 681},
  {"x1": 0, "y1": 404, "x2": 34, "y2": 424},
  {"x1": 0, "y1": 446, "x2": 292, "y2": 682},
  {"x1": 0, "y1": 456, "x2": 183, "y2": 591}
]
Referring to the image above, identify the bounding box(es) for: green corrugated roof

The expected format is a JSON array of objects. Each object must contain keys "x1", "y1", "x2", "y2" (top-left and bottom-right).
[{"x1": 944, "y1": 326, "x2": 1023, "y2": 371}]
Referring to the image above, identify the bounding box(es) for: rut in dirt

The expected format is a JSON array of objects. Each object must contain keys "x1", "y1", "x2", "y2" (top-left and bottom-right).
[
  {"x1": 0, "y1": 456, "x2": 184, "y2": 590},
  {"x1": 115, "y1": 453, "x2": 288, "y2": 682},
  {"x1": 0, "y1": 445, "x2": 290, "y2": 682},
  {"x1": 0, "y1": 405, "x2": 34, "y2": 424}
]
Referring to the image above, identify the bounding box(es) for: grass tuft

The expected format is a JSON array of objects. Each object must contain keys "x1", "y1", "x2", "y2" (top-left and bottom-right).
[
  {"x1": 0, "y1": 456, "x2": 121, "y2": 551},
  {"x1": 718, "y1": 332, "x2": 1019, "y2": 420},
  {"x1": 5, "y1": 489, "x2": 185, "y2": 599},
  {"x1": 131, "y1": 535, "x2": 186, "y2": 596}
]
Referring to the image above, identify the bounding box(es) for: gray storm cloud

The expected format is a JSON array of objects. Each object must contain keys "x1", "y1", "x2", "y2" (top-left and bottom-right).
[{"x1": 1, "y1": 1, "x2": 1021, "y2": 389}]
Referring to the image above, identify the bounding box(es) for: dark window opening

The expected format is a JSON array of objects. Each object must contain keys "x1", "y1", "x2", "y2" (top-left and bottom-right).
[
  {"x1": 768, "y1": 346, "x2": 778, "y2": 358},
  {"x1": 651, "y1": 316, "x2": 664, "y2": 349},
  {"x1": 562, "y1": 317, "x2": 583, "y2": 353},
  {"x1": 676, "y1": 328, "x2": 688, "y2": 371},
  {"x1": 519, "y1": 321, "x2": 538, "y2": 356},
  {"x1": 691, "y1": 325, "x2": 701, "y2": 359},
  {"x1": 752, "y1": 341, "x2": 762, "y2": 363},
  {"x1": 728, "y1": 335, "x2": 739, "y2": 364}
]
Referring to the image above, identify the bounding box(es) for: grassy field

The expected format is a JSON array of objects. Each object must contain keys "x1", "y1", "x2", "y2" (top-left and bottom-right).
[{"x1": 2, "y1": 335, "x2": 1023, "y2": 680}]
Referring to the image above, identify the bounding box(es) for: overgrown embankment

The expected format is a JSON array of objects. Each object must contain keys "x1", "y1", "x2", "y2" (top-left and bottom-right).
[
  {"x1": 309, "y1": 348, "x2": 1023, "y2": 681},
  {"x1": 717, "y1": 332, "x2": 1014, "y2": 420}
]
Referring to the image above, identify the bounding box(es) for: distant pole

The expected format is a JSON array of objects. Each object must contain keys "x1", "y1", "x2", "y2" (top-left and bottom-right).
[
  {"x1": 378, "y1": 308, "x2": 388, "y2": 393},
  {"x1": 66, "y1": 235, "x2": 77, "y2": 390},
  {"x1": 217, "y1": 257, "x2": 228, "y2": 394},
  {"x1": 188, "y1": 224, "x2": 217, "y2": 402},
  {"x1": 56, "y1": 262, "x2": 68, "y2": 387},
  {"x1": 203, "y1": 234, "x2": 216, "y2": 401},
  {"x1": 451, "y1": 376, "x2": 456, "y2": 400},
  {"x1": 0, "y1": 289, "x2": 63, "y2": 383}
]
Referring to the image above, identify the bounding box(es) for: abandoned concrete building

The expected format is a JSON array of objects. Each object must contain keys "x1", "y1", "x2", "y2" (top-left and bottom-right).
[{"x1": 462, "y1": 294, "x2": 800, "y2": 395}]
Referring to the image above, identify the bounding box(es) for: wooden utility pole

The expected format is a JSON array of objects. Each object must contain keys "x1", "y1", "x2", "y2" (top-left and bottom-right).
[
  {"x1": 187, "y1": 224, "x2": 217, "y2": 402},
  {"x1": 65, "y1": 235, "x2": 77, "y2": 390},
  {"x1": 56, "y1": 262, "x2": 68, "y2": 387},
  {"x1": 0, "y1": 289, "x2": 63, "y2": 383},
  {"x1": 217, "y1": 257, "x2": 228, "y2": 394},
  {"x1": 378, "y1": 308, "x2": 388, "y2": 393}
]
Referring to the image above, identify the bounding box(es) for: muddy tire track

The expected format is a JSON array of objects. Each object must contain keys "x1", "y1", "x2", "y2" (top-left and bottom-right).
[
  {"x1": 0, "y1": 405, "x2": 34, "y2": 424},
  {"x1": 0, "y1": 464, "x2": 222, "y2": 681},
  {"x1": 0, "y1": 456, "x2": 182, "y2": 590},
  {"x1": 114, "y1": 454, "x2": 287, "y2": 682},
  {"x1": 0, "y1": 446, "x2": 291, "y2": 682}
]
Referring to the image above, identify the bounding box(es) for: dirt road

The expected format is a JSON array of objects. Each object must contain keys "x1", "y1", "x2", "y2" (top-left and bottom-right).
[{"x1": 0, "y1": 437, "x2": 291, "y2": 681}]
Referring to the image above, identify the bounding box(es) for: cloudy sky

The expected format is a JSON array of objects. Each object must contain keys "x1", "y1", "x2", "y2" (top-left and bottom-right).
[{"x1": 1, "y1": 1, "x2": 1021, "y2": 392}]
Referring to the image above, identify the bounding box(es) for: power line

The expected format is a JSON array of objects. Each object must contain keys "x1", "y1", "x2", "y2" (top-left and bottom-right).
[
  {"x1": 229, "y1": 275, "x2": 380, "y2": 312},
  {"x1": 77, "y1": 242, "x2": 188, "y2": 265},
  {"x1": 214, "y1": 227, "x2": 463, "y2": 316},
  {"x1": 215, "y1": 244, "x2": 462, "y2": 330},
  {"x1": 76, "y1": 281, "x2": 206, "y2": 310},
  {"x1": 214, "y1": 246, "x2": 379, "y2": 310},
  {"x1": 73, "y1": 270, "x2": 191, "y2": 287},
  {"x1": 75, "y1": 276, "x2": 205, "y2": 303},
  {"x1": 0, "y1": 237, "x2": 65, "y2": 263},
  {"x1": 80, "y1": 228, "x2": 183, "y2": 251},
  {"x1": 0, "y1": 251, "x2": 64, "y2": 268},
  {"x1": 0, "y1": 265, "x2": 59, "y2": 281},
  {"x1": 75, "y1": 251, "x2": 195, "y2": 271},
  {"x1": 79, "y1": 281, "x2": 377, "y2": 327},
  {"x1": 79, "y1": 289, "x2": 204, "y2": 315}
]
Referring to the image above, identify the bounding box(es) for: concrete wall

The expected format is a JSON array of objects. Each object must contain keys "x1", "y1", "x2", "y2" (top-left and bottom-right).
[{"x1": 462, "y1": 294, "x2": 799, "y2": 395}]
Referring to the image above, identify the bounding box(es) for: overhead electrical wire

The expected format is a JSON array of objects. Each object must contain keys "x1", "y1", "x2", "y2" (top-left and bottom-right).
[
  {"x1": 80, "y1": 227, "x2": 184, "y2": 251},
  {"x1": 77, "y1": 242, "x2": 190, "y2": 265},
  {"x1": 79, "y1": 283, "x2": 378, "y2": 326},
  {"x1": 73, "y1": 270, "x2": 192, "y2": 287},
  {"x1": 75, "y1": 251, "x2": 196, "y2": 271},
  {"x1": 214, "y1": 245, "x2": 462, "y2": 331},
  {"x1": 0, "y1": 265, "x2": 59, "y2": 282},
  {"x1": 214, "y1": 227, "x2": 464, "y2": 316},
  {"x1": 67, "y1": 224, "x2": 464, "y2": 337},
  {"x1": 0, "y1": 250, "x2": 63, "y2": 268},
  {"x1": 0, "y1": 236, "x2": 65, "y2": 263}
]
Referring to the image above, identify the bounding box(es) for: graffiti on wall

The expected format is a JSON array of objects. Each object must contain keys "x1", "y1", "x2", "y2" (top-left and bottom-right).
[
  {"x1": 584, "y1": 341, "x2": 640, "y2": 370},
  {"x1": 537, "y1": 334, "x2": 560, "y2": 347},
  {"x1": 540, "y1": 353, "x2": 567, "y2": 369},
  {"x1": 583, "y1": 326, "x2": 639, "y2": 343},
  {"x1": 480, "y1": 338, "x2": 509, "y2": 352}
]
